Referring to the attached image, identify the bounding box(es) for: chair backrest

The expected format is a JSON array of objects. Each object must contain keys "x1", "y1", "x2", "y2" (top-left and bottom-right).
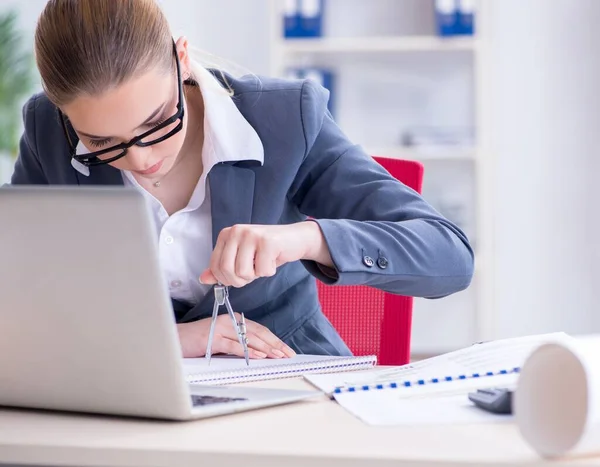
[{"x1": 317, "y1": 157, "x2": 424, "y2": 365}]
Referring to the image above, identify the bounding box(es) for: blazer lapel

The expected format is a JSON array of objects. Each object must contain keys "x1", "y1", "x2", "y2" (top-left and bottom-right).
[
  {"x1": 178, "y1": 163, "x2": 256, "y2": 323},
  {"x1": 207, "y1": 163, "x2": 256, "y2": 246}
]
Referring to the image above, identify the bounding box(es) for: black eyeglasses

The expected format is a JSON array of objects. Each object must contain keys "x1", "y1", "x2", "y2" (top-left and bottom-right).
[{"x1": 60, "y1": 43, "x2": 185, "y2": 167}]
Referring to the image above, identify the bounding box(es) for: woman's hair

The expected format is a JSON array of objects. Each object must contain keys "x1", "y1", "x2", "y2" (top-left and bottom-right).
[{"x1": 34, "y1": 0, "x2": 175, "y2": 107}]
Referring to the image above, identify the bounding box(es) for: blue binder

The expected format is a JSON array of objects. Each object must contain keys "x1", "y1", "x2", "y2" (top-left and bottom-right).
[
  {"x1": 283, "y1": 0, "x2": 300, "y2": 38},
  {"x1": 297, "y1": 0, "x2": 324, "y2": 38},
  {"x1": 456, "y1": 0, "x2": 475, "y2": 35},
  {"x1": 435, "y1": 0, "x2": 458, "y2": 37}
]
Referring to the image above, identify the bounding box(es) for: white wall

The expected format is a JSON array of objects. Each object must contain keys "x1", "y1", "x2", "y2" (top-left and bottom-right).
[
  {"x1": 484, "y1": 0, "x2": 600, "y2": 339},
  {"x1": 0, "y1": 0, "x2": 272, "y2": 77},
  {"x1": 160, "y1": 0, "x2": 271, "y2": 75}
]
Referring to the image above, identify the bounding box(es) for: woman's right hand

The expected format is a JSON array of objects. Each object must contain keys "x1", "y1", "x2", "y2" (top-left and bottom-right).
[{"x1": 177, "y1": 314, "x2": 296, "y2": 359}]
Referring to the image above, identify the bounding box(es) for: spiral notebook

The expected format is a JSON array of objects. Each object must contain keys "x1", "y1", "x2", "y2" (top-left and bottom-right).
[
  {"x1": 303, "y1": 332, "x2": 573, "y2": 426},
  {"x1": 182, "y1": 354, "x2": 377, "y2": 385}
]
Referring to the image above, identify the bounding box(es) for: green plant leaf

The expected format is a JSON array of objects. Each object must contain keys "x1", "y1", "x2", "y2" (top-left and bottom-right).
[{"x1": 0, "y1": 8, "x2": 35, "y2": 154}]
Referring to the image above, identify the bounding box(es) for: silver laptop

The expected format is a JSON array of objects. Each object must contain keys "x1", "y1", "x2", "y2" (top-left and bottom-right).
[{"x1": 0, "y1": 185, "x2": 319, "y2": 420}]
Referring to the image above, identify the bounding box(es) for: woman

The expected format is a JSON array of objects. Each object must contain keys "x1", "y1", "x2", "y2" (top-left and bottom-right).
[{"x1": 11, "y1": 0, "x2": 474, "y2": 360}]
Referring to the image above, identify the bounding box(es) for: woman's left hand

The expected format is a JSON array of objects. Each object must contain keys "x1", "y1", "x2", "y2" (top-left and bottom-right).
[{"x1": 199, "y1": 221, "x2": 333, "y2": 287}]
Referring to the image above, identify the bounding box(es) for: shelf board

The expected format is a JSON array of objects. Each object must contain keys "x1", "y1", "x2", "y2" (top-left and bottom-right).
[
  {"x1": 368, "y1": 146, "x2": 476, "y2": 162},
  {"x1": 281, "y1": 36, "x2": 477, "y2": 54}
]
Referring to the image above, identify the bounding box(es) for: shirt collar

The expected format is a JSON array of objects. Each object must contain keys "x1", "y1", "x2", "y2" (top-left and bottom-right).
[
  {"x1": 72, "y1": 63, "x2": 264, "y2": 176},
  {"x1": 193, "y1": 63, "x2": 264, "y2": 169}
]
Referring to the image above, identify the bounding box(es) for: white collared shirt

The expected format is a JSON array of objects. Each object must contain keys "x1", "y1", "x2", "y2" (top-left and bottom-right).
[{"x1": 74, "y1": 64, "x2": 264, "y2": 305}]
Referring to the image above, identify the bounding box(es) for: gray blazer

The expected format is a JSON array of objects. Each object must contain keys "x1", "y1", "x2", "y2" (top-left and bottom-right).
[{"x1": 10, "y1": 72, "x2": 474, "y2": 356}]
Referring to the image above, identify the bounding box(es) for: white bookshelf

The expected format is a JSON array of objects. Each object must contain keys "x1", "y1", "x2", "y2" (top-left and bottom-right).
[
  {"x1": 280, "y1": 35, "x2": 478, "y2": 54},
  {"x1": 268, "y1": 0, "x2": 492, "y2": 356},
  {"x1": 365, "y1": 145, "x2": 477, "y2": 162}
]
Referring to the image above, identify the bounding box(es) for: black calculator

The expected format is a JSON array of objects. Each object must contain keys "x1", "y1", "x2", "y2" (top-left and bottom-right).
[{"x1": 468, "y1": 388, "x2": 513, "y2": 414}]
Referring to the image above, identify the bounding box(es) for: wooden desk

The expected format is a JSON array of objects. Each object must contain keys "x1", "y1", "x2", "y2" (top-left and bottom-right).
[{"x1": 0, "y1": 377, "x2": 597, "y2": 467}]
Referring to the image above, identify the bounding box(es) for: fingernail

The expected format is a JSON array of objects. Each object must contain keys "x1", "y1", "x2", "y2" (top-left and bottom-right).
[
  {"x1": 272, "y1": 349, "x2": 285, "y2": 358},
  {"x1": 198, "y1": 277, "x2": 204, "y2": 284},
  {"x1": 254, "y1": 351, "x2": 267, "y2": 359}
]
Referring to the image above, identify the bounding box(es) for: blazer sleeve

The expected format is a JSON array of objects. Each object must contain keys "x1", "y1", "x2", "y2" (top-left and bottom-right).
[
  {"x1": 10, "y1": 95, "x2": 49, "y2": 185},
  {"x1": 289, "y1": 79, "x2": 474, "y2": 299}
]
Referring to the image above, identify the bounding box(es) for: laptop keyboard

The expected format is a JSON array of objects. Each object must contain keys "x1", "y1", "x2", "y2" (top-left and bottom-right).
[{"x1": 191, "y1": 394, "x2": 248, "y2": 407}]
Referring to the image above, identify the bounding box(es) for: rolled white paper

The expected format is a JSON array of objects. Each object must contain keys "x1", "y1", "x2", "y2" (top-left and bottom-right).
[{"x1": 514, "y1": 334, "x2": 600, "y2": 459}]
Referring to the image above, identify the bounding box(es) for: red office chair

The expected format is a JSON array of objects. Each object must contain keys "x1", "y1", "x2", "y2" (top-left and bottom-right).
[{"x1": 317, "y1": 157, "x2": 424, "y2": 365}]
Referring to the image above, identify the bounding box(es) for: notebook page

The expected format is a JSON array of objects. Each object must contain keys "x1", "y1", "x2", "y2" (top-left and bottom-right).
[
  {"x1": 183, "y1": 354, "x2": 340, "y2": 375},
  {"x1": 305, "y1": 332, "x2": 572, "y2": 393},
  {"x1": 183, "y1": 354, "x2": 376, "y2": 385}
]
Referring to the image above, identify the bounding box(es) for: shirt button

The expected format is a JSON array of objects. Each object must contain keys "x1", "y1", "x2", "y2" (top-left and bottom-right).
[
  {"x1": 363, "y1": 255, "x2": 374, "y2": 267},
  {"x1": 165, "y1": 236, "x2": 174, "y2": 245},
  {"x1": 377, "y1": 257, "x2": 389, "y2": 269},
  {"x1": 170, "y1": 280, "x2": 182, "y2": 288}
]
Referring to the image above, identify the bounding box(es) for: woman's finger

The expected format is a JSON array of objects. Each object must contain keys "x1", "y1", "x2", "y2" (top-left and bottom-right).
[
  {"x1": 254, "y1": 239, "x2": 278, "y2": 278},
  {"x1": 244, "y1": 320, "x2": 296, "y2": 358},
  {"x1": 242, "y1": 331, "x2": 288, "y2": 359},
  {"x1": 219, "y1": 235, "x2": 245, "y2": 287},
  {"x1": 199, "y1": 268, "x2": 217, "y2": 285},
  {"x1": 235, "y1": 235, "x2": 257, "y2": 282},
  {"x1": 208, "y1": 229, "x2": 228, "y2": 284},
  {"x1": 214, "y1": 335, "x2": 267, "y2": 359},
  {"x1": 214, "y1": 314, "x2": 294, "y2": 359}
]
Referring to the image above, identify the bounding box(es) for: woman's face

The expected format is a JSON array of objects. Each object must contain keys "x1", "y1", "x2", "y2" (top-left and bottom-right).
[{"x1": 62, "y1": 39, "x2": 192, "y2": 180}]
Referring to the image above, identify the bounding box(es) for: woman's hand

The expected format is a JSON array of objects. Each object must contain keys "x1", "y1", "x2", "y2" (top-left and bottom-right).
[
  {"x1": 177, "y1": 314, "x2": 297, "y2": 359},
  {"x1": 199, "y1": 221, "x2": 333, "y2": 287}
]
